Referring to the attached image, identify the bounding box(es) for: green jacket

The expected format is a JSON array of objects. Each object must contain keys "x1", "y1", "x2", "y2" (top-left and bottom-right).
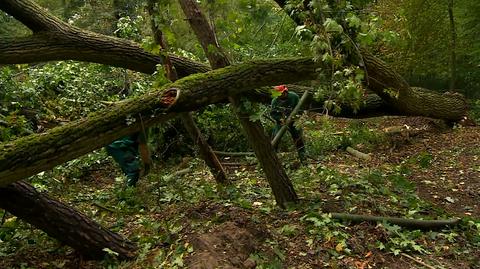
[{"x1": 271, "y1": 91, "x2": 299, "y2": 122}]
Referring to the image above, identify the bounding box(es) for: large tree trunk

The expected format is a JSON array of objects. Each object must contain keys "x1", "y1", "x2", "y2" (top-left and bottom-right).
[
  {"x1": 0, "y1": 58, "x2": 318, "y2": 187},
  {"x1": 360, "y1": 50, "x2": 466, "y2": 121},
  {"x1": 146, "y1": 0, "x2": 228, "y2": 184},
  {"x1": 0, "y1": 181, "x2": 136, "y2": 260},
  {"x1": 178, "y1": 0, "x2": 298, "y2": 206}
]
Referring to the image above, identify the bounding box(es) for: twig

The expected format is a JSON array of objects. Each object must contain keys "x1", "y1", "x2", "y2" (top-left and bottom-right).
[
  {"x1": 270, "y1": 13, "x2": 286, "y2": 47},
  {"x1": 91, "y1": 202, "x2": 116, "y2": 213},
  {"x1": 221, "y1": 162, "x2": 256, "y2": 166},
  {"x1": 400, "y1": 253, "x2": 437, "y2": 269},
  {"x1": 213, "y1": 151, "x2": 255, "y2": 157}
]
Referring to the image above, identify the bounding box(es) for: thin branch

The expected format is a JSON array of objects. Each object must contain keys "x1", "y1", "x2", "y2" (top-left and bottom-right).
[
  {"x1": 400, "y1": 253, "x2": 438, "y2": 269},
  {"x1": 330, "y1": 213, "x2": 460, "y2": 230}
]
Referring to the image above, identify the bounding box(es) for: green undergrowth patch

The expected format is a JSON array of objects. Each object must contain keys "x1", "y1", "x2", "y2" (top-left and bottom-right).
[{"x1": 301, "y1": 116, "x2": 386, "y2": 157}]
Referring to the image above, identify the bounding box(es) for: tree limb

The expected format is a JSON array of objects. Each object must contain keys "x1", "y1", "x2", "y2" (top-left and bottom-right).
[{"x1": 330, "y1": 213, "x2": 460, "y2": 230}]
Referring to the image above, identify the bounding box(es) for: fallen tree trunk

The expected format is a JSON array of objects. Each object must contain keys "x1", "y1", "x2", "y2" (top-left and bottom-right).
[
  {"x1": 361, "y1": 52, "x2": 468, "y2": 121},
  {"x1": 0, "y1": 0, "x2": 209, "y2": 77},
  {"x1": 0, "y1": 58, "x2": 318, "y2": 186},
  {"x1": 0, "y1": 181, "x2": 137, "y2": 259},
  {"x1": 330, "y1": 213, "x2": 460, "y2": 230}
]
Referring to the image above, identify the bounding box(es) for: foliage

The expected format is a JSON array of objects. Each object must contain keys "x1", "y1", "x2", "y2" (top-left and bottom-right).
[
  {"x1": 302, "y1": 116, "x2": 384, "y2": 156},
  {"x1": 195, "y1": 104, "x2": 250, "y2": 152},
  {"x1": 0, "y1": 61, "x2": 151, "y2": 143},
  {"x1": 0, "y1": 11, "x2": 30, "y2": 38},
  {"x1": 375, "y1": 0, "x2": 480, "y2": 96}
]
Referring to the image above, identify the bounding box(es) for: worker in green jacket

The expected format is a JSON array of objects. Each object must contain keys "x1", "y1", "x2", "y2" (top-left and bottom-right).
[
  {"x1": 106, "y1": 132, "x2": 151, "y2": 187},
  {"x1": 271, "y1": 85, "x2": 306, "y2": 162}
]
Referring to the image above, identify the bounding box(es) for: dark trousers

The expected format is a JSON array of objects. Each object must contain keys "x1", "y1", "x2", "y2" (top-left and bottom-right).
[
  {"x1": 272, "y1": 122, "x2": 306, "y2": 160},
  {"x1": 106, "y1": 141, "x2": 140, "y2": 186}
]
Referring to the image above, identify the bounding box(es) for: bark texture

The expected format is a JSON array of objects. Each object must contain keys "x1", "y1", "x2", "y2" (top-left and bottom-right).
[
  {"x1": 179, "y1": 0, "x2": 298, "y2": 206},
  {"x1": 361, "y1": 50, "x2": 467, "y2": 120},
  {"x1": 0, "y1": 181, "x2": 136, "y2": 260}
]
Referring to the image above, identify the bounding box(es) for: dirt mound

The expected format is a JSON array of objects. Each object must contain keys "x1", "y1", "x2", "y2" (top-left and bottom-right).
[{"x1": 186, "y1": 221, "x2": 263, "y2": 269}]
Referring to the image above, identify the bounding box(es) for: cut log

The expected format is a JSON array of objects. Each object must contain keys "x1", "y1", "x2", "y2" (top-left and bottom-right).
[{"x1": 0, "y1": 181, "x2": 136, "y2": 260}]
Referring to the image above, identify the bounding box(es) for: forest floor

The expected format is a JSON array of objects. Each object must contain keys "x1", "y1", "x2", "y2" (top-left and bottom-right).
[{"x1": 0, "y1": 115, "x2": 479, "y2": 269}]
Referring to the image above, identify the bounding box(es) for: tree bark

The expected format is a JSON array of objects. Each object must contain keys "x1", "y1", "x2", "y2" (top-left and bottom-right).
[
  {"x1": 361, "y1": 50, "x2": 467, "y2": 121},
  {"x1": 178, "y1": 0, "x2": 298, "y2": 206},
  {"x1": 147, "y1": 0, "x2": 227, "y2": 184},
  {"x1": 0, "y1": 58, "x2": 318, "y2": 186},
  {"x1": 0, "y1": 181, "x2": 137, "y2": 260}
]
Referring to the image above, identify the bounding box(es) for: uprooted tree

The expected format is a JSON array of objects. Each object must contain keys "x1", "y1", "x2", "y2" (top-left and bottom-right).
[{"x1": 0, "y1": 0, "x2": 469, "y2": 260}]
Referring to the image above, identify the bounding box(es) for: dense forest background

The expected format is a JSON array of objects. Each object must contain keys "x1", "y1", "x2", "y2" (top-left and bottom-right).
[{"x1": 0, "y1": 0, "x2": 479, "y2": 268}]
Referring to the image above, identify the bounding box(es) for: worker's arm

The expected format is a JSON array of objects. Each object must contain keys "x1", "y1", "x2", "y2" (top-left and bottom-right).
[{"x1": 270, "y1": 98, "x2": 283, "y2": 123}]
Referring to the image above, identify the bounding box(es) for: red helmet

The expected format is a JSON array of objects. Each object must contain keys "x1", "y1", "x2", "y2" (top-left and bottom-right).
[{"x1": 274, "y1": 85, "x2": 288, "y2": 93}]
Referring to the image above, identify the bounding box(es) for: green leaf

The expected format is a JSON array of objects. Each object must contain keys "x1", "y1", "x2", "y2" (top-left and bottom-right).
[
  {"x1": 346, "y1": 13, "x2": 361, "y2": 28},
  {"x1": 102, "y1": 248, "x2": 119, "y2": 256},
  {"x1": 323, "y1": 19, "x2": 343, "y2": 33}
]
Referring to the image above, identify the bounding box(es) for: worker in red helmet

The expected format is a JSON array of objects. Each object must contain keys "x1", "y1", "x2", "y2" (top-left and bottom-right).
[{"x1": 271, "y1": 85, "x2": 306, "y2": 162}]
